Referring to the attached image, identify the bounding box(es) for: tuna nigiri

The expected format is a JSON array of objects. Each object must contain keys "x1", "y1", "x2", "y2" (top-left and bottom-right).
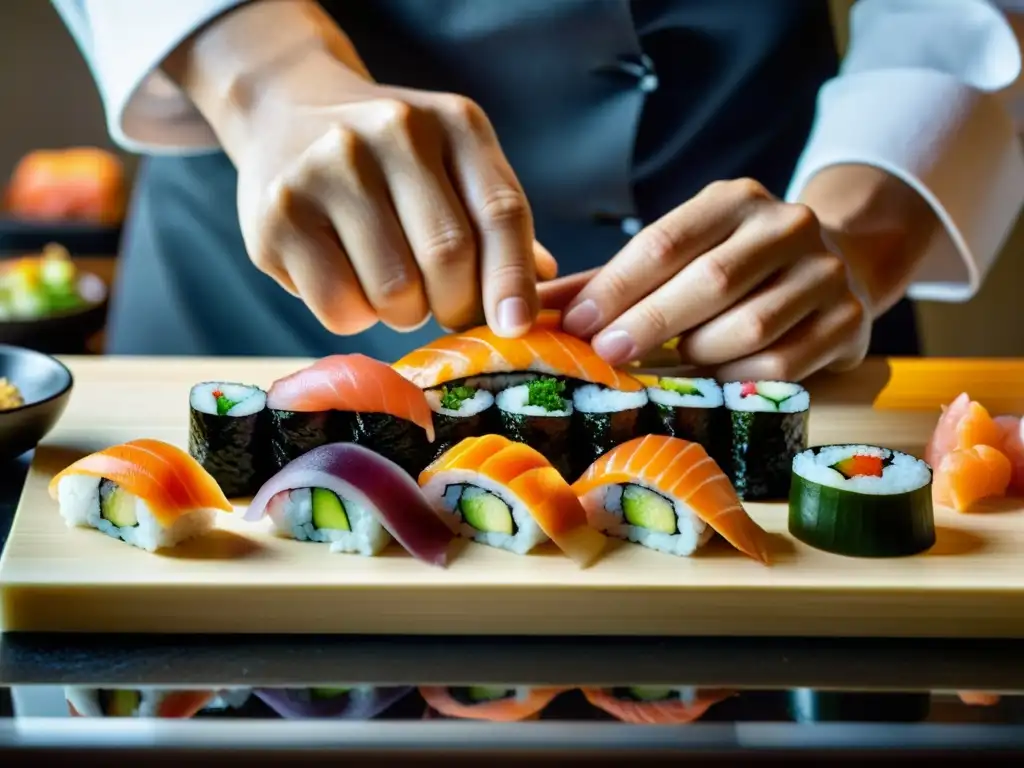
[
  {"x1": 418, "y1": 434, "x2": 608, "y2": 567},
  {"x1": 254, "y1": 687, "x2": 412, "y2": 719},
  {"x1": 392, "y1": 311, "x2": 644, "y2": 393},
  {"x1": 582, "y1": 687, "x2": 734, "y2": 725},
  {"x1": 571, "y1": 434, "x2": 771, "y2": 563},
  {"x1": 932, "y1": 444, "x2": 1012, "y2": 513},
  {"x1": 265, "y1": 354, "x2": 435, "y2": 477},
  {"x1": 65, "y1": 688, "x2": 216, "y2": 718},
  {"x1": 245, "y1": 442, "x2": 455, "y2": 565},
  {"x1": 419, "y1": 686, "x2": 563, "y2": 722},
  {"x1": 48, "y1": 438, "x2": 233, "y2": 551}
]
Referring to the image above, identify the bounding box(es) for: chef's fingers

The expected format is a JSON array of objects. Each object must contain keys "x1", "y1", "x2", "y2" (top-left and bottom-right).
[
  {"x1": 712, "y1": 294, "x2": 868, "y2": 382},
  {"x1": 538, "y1": 268, "x2": 600, "y2": 312},
  {"x1": 533, "y1": 241, "x2": 559, "y2": 282},
  {"x1": 558, "y1": 178, "x2": 767, "y2": 340},
  {"x1": 437, "y1": 94, "x2": 538, "y2": 337},
  {"x1": 676, "y1": 251, "x2": 848, "y2": 366},
  {"x1": 301, "y1": 125, "x2": 430, "y2": 331},
  {"x1": 260, "y1": 185, "x2": 378, "y2": 335}
]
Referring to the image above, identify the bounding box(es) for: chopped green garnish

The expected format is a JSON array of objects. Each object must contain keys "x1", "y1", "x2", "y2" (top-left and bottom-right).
[
  {"x1": 660, "y1": 377, "x2": 700, "y2": 396},
  {"x1": 213, "y1": 390, "x2": 238, "y2": 416},
  {"x1": 526, "y1": 377, "x2": 566, "y2": 412},
  {"x1": 439, "y1": 385, "x2": 476, "y2": 411}
]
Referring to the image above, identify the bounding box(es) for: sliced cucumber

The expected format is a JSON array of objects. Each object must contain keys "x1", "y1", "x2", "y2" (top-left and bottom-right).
[
  {"x1": 755, "y1": 381, "x2": 802, "y2": 405},
  {"x1": 459, "y1": 488, "x2": 515, "y2": 535},
  {"x1": 621, "y1": 484, "x2": 677, "y2": 534},
  {"x1": 311, "y1": 488, "x2": 351, "y2": 531},
  {"x1": 99, "y1": 480, "x2": 137, "y2": 528}
]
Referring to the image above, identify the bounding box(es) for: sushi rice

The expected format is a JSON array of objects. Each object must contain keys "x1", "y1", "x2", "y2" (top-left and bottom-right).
[
  {"x1": 55, "y1": 474, "x2": 216, "y2": 552},
  {"x1": 792, "y1": 444, "x2": 931, "y2": 494},
  {"x1": 431, "y1": 475, "x2": 550, "y2": 555},
  {"x1": 585, "y1": 482, "x2": 715, "y2": 557},
  {"x1": 723, "y1": 380, "x2": 809, "y2": 412},
  {"x1": 265, "y1": 487, "x2": 392, "y2": 556},
  {"x1": 647, "y1": 377, "x2": 723, "y2": 409},
  {"x1": 189, "y1": 381, "x2": 267, "y2": 417},
  {"x1": 572, "y1": 384, "x2": 648, "y2": 414}
]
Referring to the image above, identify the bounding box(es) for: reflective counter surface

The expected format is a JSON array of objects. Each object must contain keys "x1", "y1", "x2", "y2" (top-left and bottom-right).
[{"x1": 2, "y1": 454, "x2": 1024, "y2": 763}]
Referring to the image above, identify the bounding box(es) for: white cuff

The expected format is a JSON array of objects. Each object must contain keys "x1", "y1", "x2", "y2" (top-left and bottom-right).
[{"x1": 76, "y1": 0, "x2": 249, "y2": 154}]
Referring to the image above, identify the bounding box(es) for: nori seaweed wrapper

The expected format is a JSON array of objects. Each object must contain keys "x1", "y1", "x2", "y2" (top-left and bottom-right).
[
  {"x1": 648, "y1": 403, "x2": 730, "y2": 471},
  {"x1": 188, "y1": 405, "x2": 270, "y2": 497},
  {"x1": 268, "y1": 409, "x2": 353, "y2": 473},
  {"x1": 571, "y1": 408, "x2": 644, "y2": 480},
  {"x1": 429, "y1": 406, "x2": 495, "y2": 464},
  {"x1": 349, "y1": 412, "x2": 435, "y2": 478},
  {"x1": 729, "y1": 410, "x2": 808, "y2": 501},
  {"x1": 499, "y1": 409, "x2": 572, "y2": 478}
]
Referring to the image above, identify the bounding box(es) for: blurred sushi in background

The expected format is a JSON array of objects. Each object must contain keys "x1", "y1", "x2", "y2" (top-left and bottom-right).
[
  {"x1": 254, "y1": 686, "x2": 413, "y2": 719},
  {"x1": 64, "y1": 687, "x2": 217, "y2": 718},
  {"x1": 419, "y1": 686, "x2": 564, "y2": 721},
  {"x1": 0, "y1": 243, "x2": 103, "y2": 320},
  {"x1": 581, "y1": 687, "x2": 734, "y2": 724}
]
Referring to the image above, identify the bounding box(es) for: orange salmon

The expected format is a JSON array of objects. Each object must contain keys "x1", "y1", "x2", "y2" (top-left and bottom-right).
[
  {"x1": 66, "y1": 688, "x2": 216, "y2": 718},
  {"x1": 419, "y1": 686, "x2": 563, "y2": 722},
  {"x1": 582, "y1": 687, "x2": 734, "y2": 724},
  {"x1": 571, "y1": 434, "x2": 771, "y2": 564},
  {"x1": 392, "y1": 310, "x2": 643, "y2": 392},
  {"x1": 418, "y1": 434, "x2": 608, "y2": 567},
  {"x1": 933, "y1": 444, "x2": 1012, "y2": 512}
]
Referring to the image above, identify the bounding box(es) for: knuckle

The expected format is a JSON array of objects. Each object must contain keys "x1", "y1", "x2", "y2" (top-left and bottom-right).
[
  {"x1": 759, "y1": 354, "x2": 795, "y2": 382},
  {"x1": 371, "y1": 269, "x2": 416, "y2": 303},
  {"x1": 635, "y1": 301, "x2": 671, "y2": 339},
  {"x1": 435, "y1": 93, "x2": 486, "y2": 128},
  {"x1": 740, "y1": 309, "x2": 771, "y2": 348},
  {"x1": 838, "y1": 294, "x2": 867, "y2": 328},
  {"x1": 775, "y1": 202, "x2": 818, "y2": 240},
  {"x1": 729, "y1": 177, "x2": 771, "y2": 203},
  {"x1": 699, "y1": 256, "x2": 732, "y2": 295},
  {"x1": 479, "y1": 186, "x2": 530, "y2": 228},
  {"x1": 324, "y1": 124, "x2": 364, "y2": 164},
  {"x1": 636, "y1": 222, "x2": 678, "y2": 269},
  {"x1": 419, "y1": 225, "x2": 474, "y2": 269},
  {"x1": 819, "y1": 253, "x2": 849, "y2": 284},
  {"x1": 486, "y1": 261, "x2": 532, "y2": 290}
]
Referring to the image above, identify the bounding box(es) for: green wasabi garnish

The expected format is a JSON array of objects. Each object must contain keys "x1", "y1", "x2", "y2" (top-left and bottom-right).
[
  {"x1": 439, "y1": 385, "x2": 476, "y2": 411},
  {"x1": 526, "y1": 377, "x2": 566, "y2": 412},
  {"x1": 212, "y1": 388, "x2": 238, "y2": 416},
  {"x1": 660, "y1": 377, "x2": 700, "y2": 396}
]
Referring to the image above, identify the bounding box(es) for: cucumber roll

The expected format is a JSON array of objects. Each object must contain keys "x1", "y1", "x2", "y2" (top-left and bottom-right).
[
  {"x1": 788, "y1": 444, "x2": 935, "y2": 557},
  {"x1": 422, "y1": 385, "x2": 496, "y2": 463},
  {"x1": 188, "y1": 382, "x2": 270, "y2": 497},
  {"x1": 724, "y1": 380, "x2": 809, "y2": 500},
  {"x1": 496, "y1": 377, "x2": 573, "y2": 478},
  {"x1": 645, "y1": 377, "x2": 728, "y2": 469},
  {"x1": 570, "y1": 384, "x2": 650, "y2": 479}
]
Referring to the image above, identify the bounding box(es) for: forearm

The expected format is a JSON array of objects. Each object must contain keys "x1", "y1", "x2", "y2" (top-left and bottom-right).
[
  {"x1": 799, "y1": 164, "x2": 942, "y2": 318},
  {"x1": 160, "y1": 0, "x2": 372, "y2": 160}
]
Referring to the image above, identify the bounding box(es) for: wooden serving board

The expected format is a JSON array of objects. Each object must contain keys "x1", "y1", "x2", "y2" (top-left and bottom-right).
[{"x1": 2, "y1": 356, "x2": 1024, "y2": 637}]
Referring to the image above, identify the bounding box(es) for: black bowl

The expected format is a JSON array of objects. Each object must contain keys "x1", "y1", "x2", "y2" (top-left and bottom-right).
[
  {"x1": 0, "y1": 344, "x2": 73, "y2": 461},
  {"x1": 0, "y1": 272, "x2": 109, "y2": 354}
]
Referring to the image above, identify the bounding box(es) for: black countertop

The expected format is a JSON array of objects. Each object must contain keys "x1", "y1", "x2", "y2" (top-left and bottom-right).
[{"x1": 1, "y1": 452, "x2": 1024, "y2": 762}]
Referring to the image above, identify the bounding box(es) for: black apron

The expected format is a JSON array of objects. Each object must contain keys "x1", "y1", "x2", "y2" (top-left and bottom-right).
[{"x1": 109, "y1": 0, "x2": 918, "y2": 359}]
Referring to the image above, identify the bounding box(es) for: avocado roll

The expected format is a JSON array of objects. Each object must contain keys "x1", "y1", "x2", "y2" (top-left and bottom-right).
[
  {"x1": 645, "y1": 377, "x2": 728, "y2": 469},
  {"x1": 789, "y1": 444, "x2": 935, "y2": 557},
  {"x1": 188, "y1": 381, "x2": 269, "y2": 497},
  {"x1": 724, "y1": 380, "x2": 809, "y2": 500},
  {"x1": 496, "y1": 377, "x2": 573, "y2": 477},
  {"x1": 570, "y1": 384, "x2": 650, "y2": 479},
  {"x1": 422, "y1": 384, "x2": 496, "y2": 463}
]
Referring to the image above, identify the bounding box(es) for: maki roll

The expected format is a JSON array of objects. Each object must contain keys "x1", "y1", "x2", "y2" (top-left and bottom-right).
[
  {"x1": 65, "y1": 688, "x2": 217, "y2": 718},
  {"x1": 422, "y1": 384, "x2": 496, "y2": 463},
  {"x1": 645, "y1": 377, "x2": 728, "y2": 468},
  {"x1": 245, "y1": 442, "x2": 455, "y2": 564},
  {"x1": 572, "y1": 434, "x2": 770, "y2": 562},
  {"x1": 265, "y1": 354, "x2": 436, "y2": 477},
  {"x1": 419, "y1": 686, "x2": 563, "y2": 722},
  {"x1": 49, "y1": 438, "x2": 233, "y2": 552},
  {"x1": 582, "y1": 687, "x2": 734, "y2": 725},
  {"x1": 418, "y1": 434, "x2": 608, "y2": 567},
  {"x1": 570, "y1": 384, "x2": 650, "y2": 479},
  {"x1": 254, "y1": 687, "x2": 412, "y2": 720},
  {"x1": 188, "y1": 381, "x2": 269, "y2": 497},
  {"x1": 724, "y1": 380, "x2": 810, "y2": 500},
  {"x1": 496, "y1": 376, "x2": 573, "y2": 477},
  {"x1": 788, "y1": 444, "x2": 935, "y2": 557}
]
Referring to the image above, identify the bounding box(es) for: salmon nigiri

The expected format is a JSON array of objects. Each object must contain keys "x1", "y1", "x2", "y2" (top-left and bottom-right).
[
  {"x1": 582, "y1": 687, "x2": 734, "y2": 725},
  {"x1": 392, "y1": 311, "x2": 644, "y2": 392},
  {"x1": 571, "y1": 434, "x2": 771, "y2": 563},
  {"x1": 65, "y1": 687, "x2": 216, "y2": 718},
  {"x1": 48, "y1": 438, "x2": 233, "y2": 551},
  {"x1": 418, "y1": 434, "x2": 608, "y2": 567},
  {"x1": 419, "y1": 686, "x2": 563, "y2": 722},
  {"x1": 933, "y1": 444, "x2": 1012, "y2": 512}
]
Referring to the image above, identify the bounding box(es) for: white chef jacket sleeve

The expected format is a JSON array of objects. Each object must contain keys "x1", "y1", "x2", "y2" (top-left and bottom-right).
[
  {"x1": 786, "y1": 0, "x2": 1024, "y2": 302},
  {"x1": 49, "y1": 0, "x2": 248, "y2": 154}
]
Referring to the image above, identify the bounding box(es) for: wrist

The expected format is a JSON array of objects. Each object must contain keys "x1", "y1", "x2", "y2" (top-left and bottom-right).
[{"x1": 161, "y1": 0, "x2": 372, "y2": 159}]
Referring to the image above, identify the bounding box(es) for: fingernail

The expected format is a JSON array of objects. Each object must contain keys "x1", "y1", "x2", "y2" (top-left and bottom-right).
[
  {"x1": 562, "y1": 299, "x2": 600, "y2": 336},
  {"x1": 592, "y1": 329, "x2": 636, "y2": 365},
  {"x1": 496, "y1": 297, "x2": 531, "y2": 336}
]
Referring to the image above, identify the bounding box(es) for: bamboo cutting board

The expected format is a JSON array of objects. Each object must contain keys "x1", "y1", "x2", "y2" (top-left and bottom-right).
[{"x1": 1, "y1": 356, "x2": 1024, "y2": 637}]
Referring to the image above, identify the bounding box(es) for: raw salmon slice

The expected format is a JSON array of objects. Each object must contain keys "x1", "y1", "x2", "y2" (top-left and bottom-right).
[
  {"x1": 266, "y1": 353, "x2": 435, "y2": 441},
  {"x1": 933, "y1": 444, "x2": 1012, "y2": 512},
  {"x1": 419, "y1": 686, "x2": 563, "y2": 722},
  {"x1": 925, "y1": 392, "x2": 1004, "y2": 470},
  {"x1": 582, "y1": 687, "x2": 734, "y2": 725}
]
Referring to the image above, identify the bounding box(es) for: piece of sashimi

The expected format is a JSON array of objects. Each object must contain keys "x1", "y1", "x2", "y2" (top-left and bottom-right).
[
  {"x1": 582, "y1": 688, "x2": 734, "y2": 725},
  {"x1": 267, "y1": 354, "x2": 435, "y2": 441},
  {"x1": 994, "y1": 415, "x2": 1024, "y2": 494},
  {"x1": 418, "y1": 687, "x2": 562, "y2": 722},
  {"x1": 47, "y1": 440, "x2": 233, "y2": 525},
  {"x1": 246, "y1": 442, "x2": 454, "y2": 566},
  {"x1": 933, "y1": 444, "x2": 1012, "y2": 512},
  {"x1": 925, "y1": 392, "x2": 971, "y2": 469},
  {"x1": 572, "y1": 435, "x2": 771, "y2": 564},
  {"x1": 955, "y1": 401, "x2": 1004, "y2": 451}
]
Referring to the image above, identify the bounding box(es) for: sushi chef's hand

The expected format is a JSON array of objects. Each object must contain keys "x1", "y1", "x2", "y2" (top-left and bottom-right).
[
  {"x1": 161, "y1": 0, "x2": 555, "y2": 337},
  {"x1": 556, "y1": 178, "x2": 878, "y2": 381}
]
